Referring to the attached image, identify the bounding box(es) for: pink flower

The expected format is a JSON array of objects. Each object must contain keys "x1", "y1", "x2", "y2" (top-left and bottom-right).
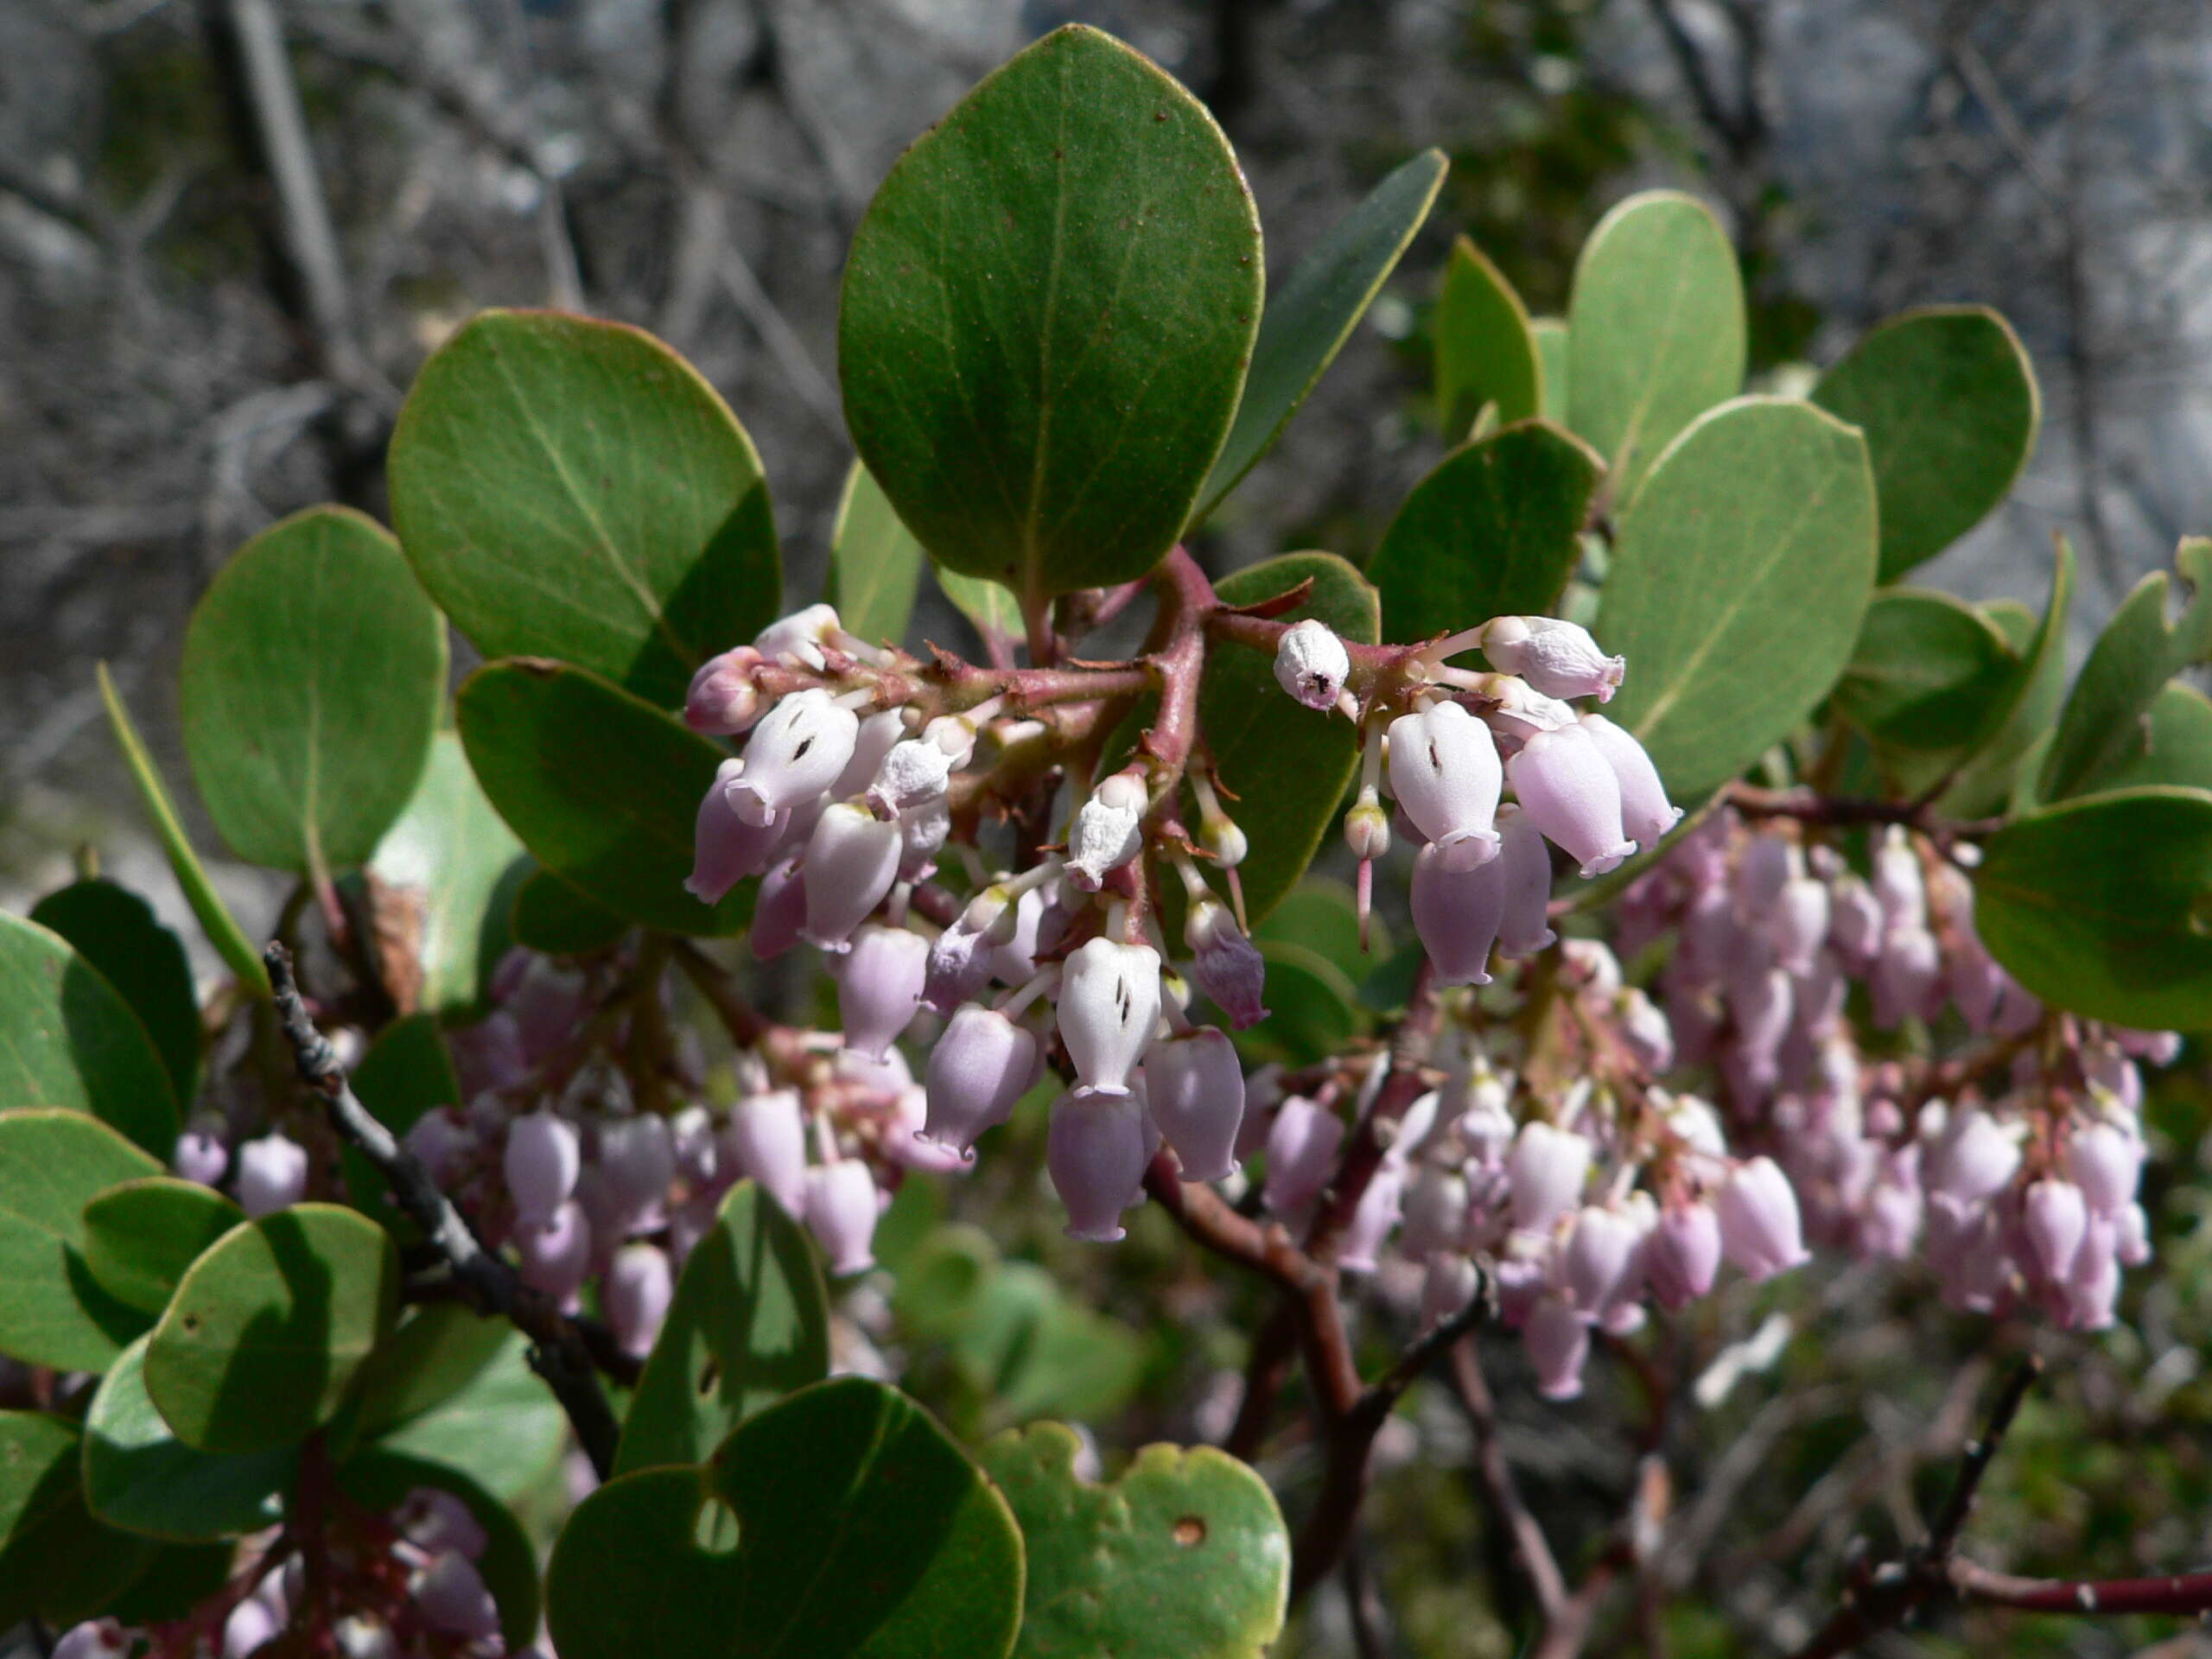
[
  {"x1": 1493, "y1": 804, "x2": 1558, "y2": 958},
  {"x1": 836, "y1": 925, "x2": 928, "y2": 1061},
  {"x1": 1715, "y1": 1157, "x2": 1809, "y2": 1281},
  {"x1": 921, "y1": 1005, "x2": 1038, "y2": 1158},
  {"x1": 1508, "y1": 1121, "x2": 1591, "y2": 1235},
  {"x1": 1479, "y1": 616, "x2": 1624, "y2": 702},
  {"x1": 803, "y1": 1161, "x2": 880, "y2": 1275},
  {"x1": 1523, "y1": 1295, "x2": 1591, "y2": 1399},
  {"x1": 1047, "y1": 1090, "x2": 1149, "y2": 1242},
  {"x1": 683, "y1": 646, "x2": 764, "y2": 734},
  {"x1": 1143, "y1": 1027, "x2": 1246, "y2": 1183},
  {"x1": 1508, "y1": 724, "x2": 1637, "y2": 877},
  {"x1": 606, "y1": 1243, "x2": 675, "y2": 1357},
  {"x1": 1409, "y1": 840, "x2": 1505, "y2": 987},
  {"x1": 1388, "y1": 701, "x2": 1502, "y2": 868},
  {"x1": 1646, "y1": 1201, "x2": 1721, "y2": 1310},
  {"x1": 1580, "y1": 714, "x2": 1679, "y2": 847}
]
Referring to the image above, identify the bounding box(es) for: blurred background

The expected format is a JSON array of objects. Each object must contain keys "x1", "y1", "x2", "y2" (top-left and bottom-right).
[{"x1": 7, "y1": 3, "x2": 2212, "y2": 1654}]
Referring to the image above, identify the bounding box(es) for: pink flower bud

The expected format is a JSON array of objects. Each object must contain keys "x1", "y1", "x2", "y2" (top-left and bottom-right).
[
  {"x1": 503, "y1": 1109, "x2": 580, "y2": 1227},
  {"x1": 1344, "y1": 794, "x2": 1391, "y2": 861},
  {"x1": 1523, "y1": 1295, "x2": 1591, "y2": 1399},
  {"x1": 1870, "y1": 925, "x2": 1943, "y2": 1028},
  {"x1": 1388, "y1": 701, "x2": 1502, "y2": 868},
  {"x1": 2113, "y1": 1027, "x2": 2183, "y2": 1065},
  {"x1": 1508, "y1": 1121, "x2": 1590, "y2": 1234},
  {"x1": 803, "y1": 1161, "x2": 880, "y2": 1274},
  {"x1": 174, "y1": 1119, "x2": 230, "y2": 1187},
  {"x1": 922, "y1": 1005, "x2": 1038, "y2": 1157},
  {"x1": 1732, "y1": 836, "x2": 1796, "y2": 920},
  {"x1": 1493, "y1": 804, "x2": 1557, "y2": 957},
  {"x1": 1730, "y1": 968, "x2": 1794, "y2": 1096},
  {"x1": 1645, "y1": 1201, "x2": 1721, "y2": 1309},
  {"x1": 1562, "y1": 1205, "x2": 1639, "y2": 1313},
  {"x1": 1932, "y1": 1109, "x2": 2021, "y2": 1203},
  {"x1": 1066, "y1": 770, "x2": 1149, "y2": 891},
  {"x1": 416, "y1": 1551, "x2": 501, "y2": 1641},
  {"x1": 1142, "y1": 1027, "x2": 1246, "y2": 1183},
  {"x1": 750, "y1": 855, "x2": 807, "y2": 961},
  {"x1": 1338, "y1": 1161, "x2": 1405, "y2": 1274},
  {"x1": 1827, "y1": 874, "x2": 1883, "y2": 967},
  {"x1": 1057, "y1": 937, "x2": 1162, "y2": 1098},
  {"x1": 2063, "y1": 1121, "x2": 2140, "y2": 1216},
  {"x1": 1263, "y1": 1096, "x2": 1344, "y2": 1216},
  {"x1": 1274, "y1": 619, "x2": 1351, "y2": 710},
  {"x1": 237, "y1": 1131, "x2": 309, "y2": 1217},
  {"x1": 1047, "y1": 1090, "x2": 1149, "y2": 1242},
  {"x1": 1185, "y1": 899, "x2": 1269, "y2": 1030},
  {"x1": 2023, "y1": 1179, "x2": 2088, "y2": 1281},
  {"x1": 684, "y1": 646, "x2": 764, "y2": 734},
  {"x1": 1579, "y1": 713, "x2": 1679, "y2": 849},
  {"x1": 1409, "y1": 840, "x2": 1505, "y2": 987},
  {"x1": 1715, "y1": 1157, "x2": 1809, "y2": 1280},
  {"x1": 514, "y1": 1201, "x2": 593, "y2": 1301},
  {"x1": 1480, "y1": 616, "x2": 1624, "y2": 702},
  {"x1": 1401, "y1": 1163, "x2": 1470, "y2": 1259},
  {"x1": 606, "y1": 1243, "x2": 674, "y2": 1357},
  {"x1": 404, "y1": 1109, "x2": 475, "y2": 1185},
  {"x1": 723, "y1": 1090, "x2": 808, "y2": 1217},
  {"x1": 1508, "y1": 724, "x2": 1637, "y2": 877},
  {"x1": 801, "y1": 803, "x2": 902, "y2": 948},
  {"x1": 836, "y1": 925, "x2": 928, "y2": 1061}
]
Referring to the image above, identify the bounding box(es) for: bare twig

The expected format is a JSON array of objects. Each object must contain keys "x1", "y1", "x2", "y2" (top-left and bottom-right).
[{"x1": 1447, "y1": 1337, "x2": 1569, "y2": 1621}]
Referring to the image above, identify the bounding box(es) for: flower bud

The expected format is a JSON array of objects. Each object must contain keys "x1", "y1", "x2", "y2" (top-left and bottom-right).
[
  {"x1": 1493, "y1": 804, "x2": 1557, "y2": 958},
  {"x1": 1479, "y1": 616, "x2": 1624, "y2": 703},
  {"x1": 836, "y1": 925, "x2": 928, "y2": 1061},
  {"x1": 1388, "y1": 701, "x2": 1502, "y2": 868},
  {"x1": 1066, "y1": 770, "x2": 1149, "y2": 891},
  {"x1": 684, "y1": 646, "x2": 764, "y2": 734},
  {"x1": 803, "y1": 1161, "x2": 880, "y2": 1275},
  {"x1": 1715, "y1": 1157, "x2": 1809, "y2": 1281},
  {"x1": 753, "y1": 601, "x2": 842, "y2": 670},
  {"x1": 1827, "y1": 874, "x2": 1883, "y2": 967},
  {"x1": 2063, "y1": 1217, "x2": 2120, "y2": 1330},
  {"x1": 1057, "y1": 938, "x2": 1162, "y2": 1098},
  {"x1": 1507, "y1": 724, "x2": 1637, "y2": 878},
  {"x1": 1932, "y1": 1109, "x2": 2021, "y2": 1204},
  {"x1": 174, "y1": 1118, "x2": 230, "y2": 1187},
  {"x1": 1872, "y1": 828, "x2": 1926, "y2": 931},
  {"x1": 734, "y1": 690, "x2": 861, "y2": 817},
  {"x1": 514, "y1": 1201, "x2": 593, "y2": 1301},
  {"x1": 1645, "y1": 1201, "x2": 1721, "y2": 1309},
  {"x1": 1768, "y1": 877, "x2": 1831, "y2": 975},
  {"x1": 1343, "y1": 793, "x2": 1391, "y2": 861},
  {"x1": 1579, "y1": 713, "x2": 1679, "y2": 846},
  {"x1": 1185, "y1": 899, "x2": 1269, "y2": 1029},
  {"x1": 238, "y1": 1131, "x2": 309, "y2": 1217},
  {"x1": 224, "y1": 1596, "x2": 280, "y2": 1658},
  {"x1": 1562, "y1": 1204, "x2": 1640, "y2": 1313},
  {"x1": 1523, "y1": 1295, "x2": 1591, "y2": 1399},
  {"x1": 1337, "y1": 1161, "x2": 1405, "y2": 1274},
  {"x1": 1142, "y1": 1026, "x2": 1246, "y2": 1182},
  {"x1": 724, "y1": 1090, "x2": 808, "y2": 1217},
  {"x1": 503, "y1": 1109, "x2": 580, "y2": 1227},
  {"x1": 1409, "y1": 841, "x2": 1505, "y2": 987},
  {"x1": 1047, "y1": 1090, "x2": 1149, "y2": 1242},
  {"x1": 1198, "y1": 807, "x2": 1248, "y2": 868},
  {"x1": 1617, "y1": 987, "x2": 1675, "y2": 1073},
  {"x1": 1732, "y1": 835, "x2": 1797, "y2": 919},
  {"x1": 417, "y1": 1551, "x2": 501, "y2": 1641},
  {"x1": 922, "y1": 1005, "x2": 1037, "y2": 1157},
  {"x1": 2063, "y1": 1121, "x2": 2141, "y2": 1216},
  {"x1": 605, "y1": 1243, "x2": 674, "y2": 1357},
  {"x1": 750, "y1": 855, "x2": 807, "y2": 961},
  {"x1": 404, "y1": 1109, "x2": 474, "y2": 1185},
  {"x1": 1262, "y1": 1096, "x2": 1344, "y2": 1216},
  {"x1": 2117, "y1": 1201, "x2": 2152, "y2": 1268},
  {"x1": 2023, "y1": 1179, "x2": 2088, "y2": 1281},
  {"x1": 1508, "y1": 1121, "x2": 1590, "y2": 1234},
  {"x1": 1274, "y1": 619, "x2": 1351, "y2": 710},
  {"x1": 801, "y1": 803, "x2": 902, "y2": 948},
  {"x1": 868, "y1": 736, "x2": 957, "y2": 817}
]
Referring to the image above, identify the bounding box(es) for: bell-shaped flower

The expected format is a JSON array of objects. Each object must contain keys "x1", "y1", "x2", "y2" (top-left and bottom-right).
[
  {"x1": 923, "y1": 890, "x2": 1011, "y2": 1014},
  {"x1": 514, "y1": 1200, "x2": 594, "y2": 1301},
  {"x1": 1872, "y1": 828, "x2": 1926, "y2": 931},
  {"x1": 1409, "y1": 841, "x2": 1505, "y2": 987},
  {"x1": 502, "y1": 1110, "x2": 580, "y2": 1228},
  {"x1": 1730, "y1": 968, "x2": 1794, "y2": 1096},
  {"x1": 1508, "y1": 724, "x2": 1637, "y2": 877},
  {"x1": 1263, "y1": 1096, "x2": 1344, "y2": 1216},
  {"x1": 1871, "y1": 924, "x2": 1943, "y2": 1028},
  {"x1": 1563, "y1": 1203, "x2": 1643, "y2": 1316},
  {"x1": 1047, "y1": 1089, "x2": 1149, "y2": 1242},
  {"x1": 2117, "y1": 1201, "x2": 2152, "y2": 1268},
  {"x1": 1767, "y1": 877, "x2": 1831, "y2": 974},
  {"x1": 1066, "y1": 770, "x2": 1149, "y2": 891},
  {"x1": 597, "y1": 1114, "x2": 675, "y2": 1230},
  {"x1": 2023, "y1": 1179, "x2": 2088, "y2": 1281},
  {"x1": 722, "y1": 1090, "x2": 808, "y2": 1217},
  {"x1": 1493, "y1": 804, "x2": 1557, "y2": 958},
  {"x1": 1057, "y1": 937, "x2": 1161, "y2": 1098},
  {"x1": 1480, "y1": 616, "x2": 1624, "y2": 703},
  {"x1": 1508, "y1": 1120, "x2": 1590, "y2": 1235},
  {"x1": 1388, "y1": 700, "x2": 1502, "y2": 868},
  {"x1": 1421, "y1": 1253, "x2": 1482, "y2": 1331},
  {"x1": 836, "y1": 925, "x2": 928, "y2": 1061},
  {"x1": 1401, "y1": 1163, "x2": 1470, "y2": 1259},
  {"x1": 1185, "y1": 898, "x2": 1268, "y2": 1029},
  {"x1": 1143, "y1": 1026, "x2": 1245, "y2": 1182},
  {"x1": 804, "y1": 1161, "x2": 880, "y2": 1275},
  {"x1": 1645, "y1": 1200, "x2": 1721, "y2": 1310},
  {"x1": 1617, "y1": 986, "x2": 1675, "y2": 1073},
  {"x1": 237, "y1": 1131, "x2": 309, "y2": 1218},
  {"x1": 1484, "y1": 676, "x2": 1579, "y2": 743},
  {"x1": 1827, "y1": 874, "x2": 1884, "y2": 966},
  {"x1": 2063, "y1": 1120, "x2": 2141, "y2": 1216},
  {"x1": 733, "y1": 690, "x2": 861, "y2": 818},
  {"x1": 1715, "y1": 1157, "x2": 1809, "y2": 1280},
  {"x1": 2062, "y1": 1218, "x2": 2120, "y2": 1330},
  {"x1": 671, "y1": 1105, "x2": 719, "y2": 1187},
  {"x1": 174, "y1": 1118, "x2": 231, "y2": 1187},
  {"x1": 605, "y1": 1243, "x2": 675, "y2": 1357},
  {"x1": 753, "y1": 601, "x2": 842, "y2": 669},
  {"x1": 1931, "y1": 1109, "x2": 2021, "y2": 1204},
  {"x1": 1732, "y1": 835, "x2": 1796, "y2": 920},
  {"x1": 921, "y1": 1004, "x2": 1037, "y2": 1158},
  {"x1": 1337, "y1": 1161, "x2": 1405, "y2": 1274},
  {"x1": 404, "y1": 1109, "x2": 474, "y2": 1185},
  {"x1": 750, "y1": 855, "x2": 807, "y2": 961},
  {"x1": 868, "y1": 731, "x2": 958, "y2": 818},
  {"x1": 1579, "y1": 713, "x2": 1678, "y2": 847},
  {"x1": 416, "y1": 1554, "x2": 503, "y2": 1643},
  {"x1": 684, "y1": 646, "x2": 764, "y2": 734},
  {"x1": 1274, "y1": 619, "x2": 1351, "y2": 710},
  {"x1": 1523, "y1": 1295, "x2": 1591, "y2": 1399},
  {"x1": 801, "y1": 803, "x2": 902, "y2": 948}
]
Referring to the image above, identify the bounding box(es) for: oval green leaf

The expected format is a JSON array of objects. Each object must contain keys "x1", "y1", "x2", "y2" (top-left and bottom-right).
[
  {"x1": 1831, "y1": 589, "x2": 2020, "y2": 794},
  {"x1": 840, "y1": 24, "x2": 1262, "y2": 602},
  {"x1": 511, "y1": 868, "x2": 632, "y2": 955},
  {"x1": 1566, "y1": 191, "x2": 1745, "y2": 503},
  {"x1": 615, "y1": 1180, "x2": 830, "y2": 1476},
  {"x1": 1241, "y1": 942, "x2": 1360, "y2": 1068},
  {"x1": 2080, "y1": 682, "x2": 2212, "y2": 796},
  {"x1": 145, "y1": 1203, "x2": 399, "y2": 1454},
  {"x1": 0, "y1": 1109, "x2": 161, "y2": 1370},
  {"x1": 0, "y1": 913, "x2": 181, "y2": 1160},
  {"x1": 81, "y1": 1178, "x2": 244, "y2": 1316},
  {"x1": 82, "y1": 1334, "x2": 294, "y2": 1541},
  {"x1": 340, "y1": 1449, "x2": 541, "y2": 1649},
  {"x1": 1192, "y1": 149, "x2": 1446, "y2": 525},
  {"x1": 370, "y1": 1331, "x2": 567, "y2": 1504},
  {"x1": 1810, "y1": 306, "x2": 2039, "y2": 582},
  {"x1": 29, "y1": 879, "x2": 200, "y2": 1109},
  {"x1": 1368, "y1": 420, "x2": 1602, "y2": 645},
  {"x1": 457, "y1": 658, "x2": 753, "y2": 936},
  {"x1": 828, "y1": 461, "x2": 925, "y2": 650},
  {"x1": 983, "y1": 1422, "x2": 1289, "y2": 1659},
  {"x1": 548, "y1": 1376, "x2": 1024, "y2": 1659},
  {"x1": 368, "y1": 732, "x2": 527, "y2": 1015},
  {"x1": 347, "y1": 1304, "x2": 511, "y2": 1444},
  {"x1": 1938, "y1": 539, "x2": 2074, "y2": 817},
  {"x1": 1595, "y1": 397, "x2": 1877, "y2": 800},
  {"x1": 938, "y1": 569, "x2": 1023, "y2": 660},
  {"x1": 1531, "y1": 317, "x2": 1569, "y2": 419},
  {"x1": 389, "y1": 310, "x2": 781, "y2": 705},
  {"x1": 181, "y1": 506, "x2": 447, "y2": 875},
  {"x1": 0, "y1": 1410, "x2": 158, "y2": 1627},
  {"x1": 1434, "y1": 235, "x2": 1541, "y2": 438},
  {"x1": 1974, "y1": 785, "x2": 2212, "y2": 1029}
]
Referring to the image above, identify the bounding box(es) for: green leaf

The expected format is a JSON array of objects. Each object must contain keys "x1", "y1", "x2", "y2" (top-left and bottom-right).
[
  {"x1": 181, "y1": 506, "x2": 447, "y2": 874},
  {"x1": 30, "y1": 880, "x2": 200, "y2": 1109},
  {"x1": 103, "y1": 1542, "x2": 235, "y2": 1626},
  {"x1": 1938, "y1": 541, "x2": 2075, "y2": 817},
  {"x1": 1531, "y1": 318, "x2": 1569, "y2": 420},
  {"x1": 511, "y1": 867, "x2": 633, "y2": 956},
  {"x1": 1253, "y1": 877, "x2": 1388, "y2": 983},
  {"x1": 1367, "y1": 421, "x2": 1602, "y2": 645},
  {"x1": 616, "y1": 1181, "x2": 830, "y2": 1476},
  {"x1": 81, "y1": 1178, "x2": 244, "y2": 1316},
  {"x1": 145, "y1": 1203, "x2": 399, "y2": 1453},
  {"x1": 82, "y1": 1334, "x2": 293, "y2": 1541},
  {"x1": 828, "y1": 461, "x2": 925, "y2": 650},
  {"x1": 840, "y1": 24, "x2": 1262, "y2": 603},
  {"x1": 97, "y1": 662, "x2": 270, "y2": 997},
  {"x1": 348, "y1": 1304, "x2": 511, "y2": 1443},
  {"x1": 457, "y1": 658, "x2": 753, "y2": 936},
  {"x1": 983, "y1": 1423, "x2": 1288, "y2": 1659},
  {"x1": 1193, "y1": 149, "x2": 1447, "y2": 525},
  {"x1": 2079, "y1": 683, "x2": 2212, "y2": 795},
  {"x1": 1974, "y1": 786, "x2": 2212, "y2": 1029},
  {"x1": 956, "y1": 1263, "x2": 1144, "y2": 1428},
  {"x1": 938, "y1": 570, "x2": 1024, "y2": 658},
  {"x1": 1595, "y1": 397, "x2": 1878, "y2": 800},
  {"x1": 0, "y1": 1411, "x2": 158, "y2": 1627},
  {"x1": 1831, "y1": 589, "x2": 2021, "y2": 793},
  {"x1": 389, "y1": 310, "x2": 781, "y2": 705},
  {"x1": 1434, "y1": 235, "x2": 1541, "y2": 437},
  {"x1": 0, "y1": 913, "x2": 181, "y2": 1160},
  {"x1": 1566, "y1": 192, "x2": 1745, "y2": 502},
  {"x1": 340, "y1": 1449, "x2": 541, "y2": 1649},
  {"x1": 1194, "y1": 554, "x2": 1381, "y2": 927},
  {"x1": 0, "y1": 1109, "x2": 162, "y2": 1370},
  {"x1": 368, "y1": 732, "x2": 527, "y2": 1015},
  {"x1": 1810, "y1": 306, "x2": 2039, "y2": 582},
  {"x1": 371, "y1": 1331, "x2": 567, "y2": 1503},
  {"x1": 547, "y1": 1377, "x2": 1024, "y2": 1659},
  {"x1": 2040, "y1": 539, "x2": 2212, "y2": 803},
  {"x1": 1241, "y1": 942, "x2": 1359, "y2": 1067}
]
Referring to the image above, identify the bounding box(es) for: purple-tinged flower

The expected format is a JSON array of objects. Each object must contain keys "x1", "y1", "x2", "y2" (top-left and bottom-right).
[
  {"x1": 1337, "y1": 1161, "x2": 1405, "y2": 1274},
  {"x1": 174, "y1": 1117, "x2": 230, "y2": 1187},
  {"x1": 1768, "y1": 877, "x2": 1831, "y2": 974},
  {"x1": 1715, "y1": 1157, "x2": 1809, "y2": 1280},
  {"x1": 404, "y1": 1109, "x2": 475, "y2": 1185},
  {"x1": 1872, "y1": 829, "x2": 1926, "y2": 931},
  {"x1": 52, "y1": 1624, "x2": 126, "y2": 1659},
  {"x1": 2063, "y1": 1218, "x2": 2120, "y2": 1331},
  {"x1": 1645, "y1": 1200, "x2": 1721, "y2": 1310},
  {"x1": 1493, "y1": 804, "x2": 1557, "y2": 958},
  {"x1": 222, "y1": 1597, "x2": 279, "y2": 1659},
  {"x1": 2063, "y1": 1121, "x2": 2141, "y2": 1216},
  {"x1": 1930, "y1": 1109, "x2": 2021, "y2": 1204},
  {"x1": 1047, "y1": 1090, "x2": 1149, "y2": 1242},
  {"x1": 803, "y1": 1162, "x2": 880, "y2": 1275},
  {"x1": 1561, "y1": 1204, "x2": 1640, "y2": 1315},
  {"x1": 1508, "y1": 724, "x2": 1637, "y2": 877},
  {"x1": 1263, "y1": 1096, "x2": 1344, "y2": 1216},
  {"x1": 1058, "y1": 938, "x2": 1161, "y2": 1098},
  {"x1": 1185, "y1": 899, "x2": 1268, "y2": 1029},
  {"x1": 898, "y1": 795, "x2": 951, "y2": 882},
  {"x1": 836, "y1": 925, "x2": 928, "y2": 1061},
  {"x1": 1421, "y1": 1253, "x2": 1482, "y2": 1331},
  {"x1": 1507, "y1": 1121, "x2": 1590, "y2": 1235},
  {"x1": 504, "y1": 1109, "x2": 580, "y2": 1227},
  {"x1": 1871, "y1": 925, "x2": 1944, "y2": 1028},
  {"x1": 398, "y1": 1488, "x2": 488, "y2": 1562},
  {"x1": 753, "y1": 602, "x2": 842, "y2": 669},
  {"x1": 1523, "y1": 1295, "x2": 1591, "y2": 1399},
  {"x1": 1274, "y1": 619, "x2": 1351, "y2": 710},
  {"x1": 597, "y1": 1114, "x2": 675, "y2": 1230},
  {"x1": 688, "y1": 762, "x2": 787, "y2": 904},
  {"x1": 1143, "y1": 1027, "x2": 1246, "y2": 1183},
  {"x1": 1479, "y1": 617, "x2": 1624, "y2": 703},
  {"x1": 1580, "y1": 714, "x2": 1679, "y2": 847},
  {"x1": 1617, "y1": 987, "x2": 1675, "y2": 1073},
  {"x1": 1401, "y1": 1163, "x2": 1470, "y2": 1259},
  {"x1": 237, "y1": 1131, "x2": 309, "y2": 1218},
  {"x1": 750, "y1": 855, "x2": 807, "y2": 961},
  {"x1": 1388, "y1": 700, "x2": 1503, "y2": 868},
  {"x1": 606, "y1": 1243, "x2": 674, "y2": 1357},
  {"x1": 1827, "y1": 874, "x2": 1883, "y2": 967},
  {"x1": 514, "y1": 1201, "x2": 593, "y2": 1301},
  {"x1": 723, "y1": 1090, "x2": 808, "y2": 1218},
  {"x1": 1409, "y1": 841, "x2": 1505, "y2": 987},
  {"x1": 2023, "y1": 1179, "x2": 2088, "y2": 1281},
  {"x1": 728, "y1": 690, "x2": 860, "y2": 823},
  {"x1": 416, "y1": 1552, "x2": 501, "y2": 1642},
  {"x1": 800, "y1": 803, "x2": 901, "y2": 949},
  {"x1": 684, "y1": 646, "x2": 764, "y2": 734},
  {"x1": 922, "y1": 1005, "x2": 1038, "y2": 1158}
]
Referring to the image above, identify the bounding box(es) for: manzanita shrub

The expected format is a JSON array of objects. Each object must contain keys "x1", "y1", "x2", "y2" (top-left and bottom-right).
[{"x1": 10, "y1": 22, "x2": 2212, "y2": 1659}]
